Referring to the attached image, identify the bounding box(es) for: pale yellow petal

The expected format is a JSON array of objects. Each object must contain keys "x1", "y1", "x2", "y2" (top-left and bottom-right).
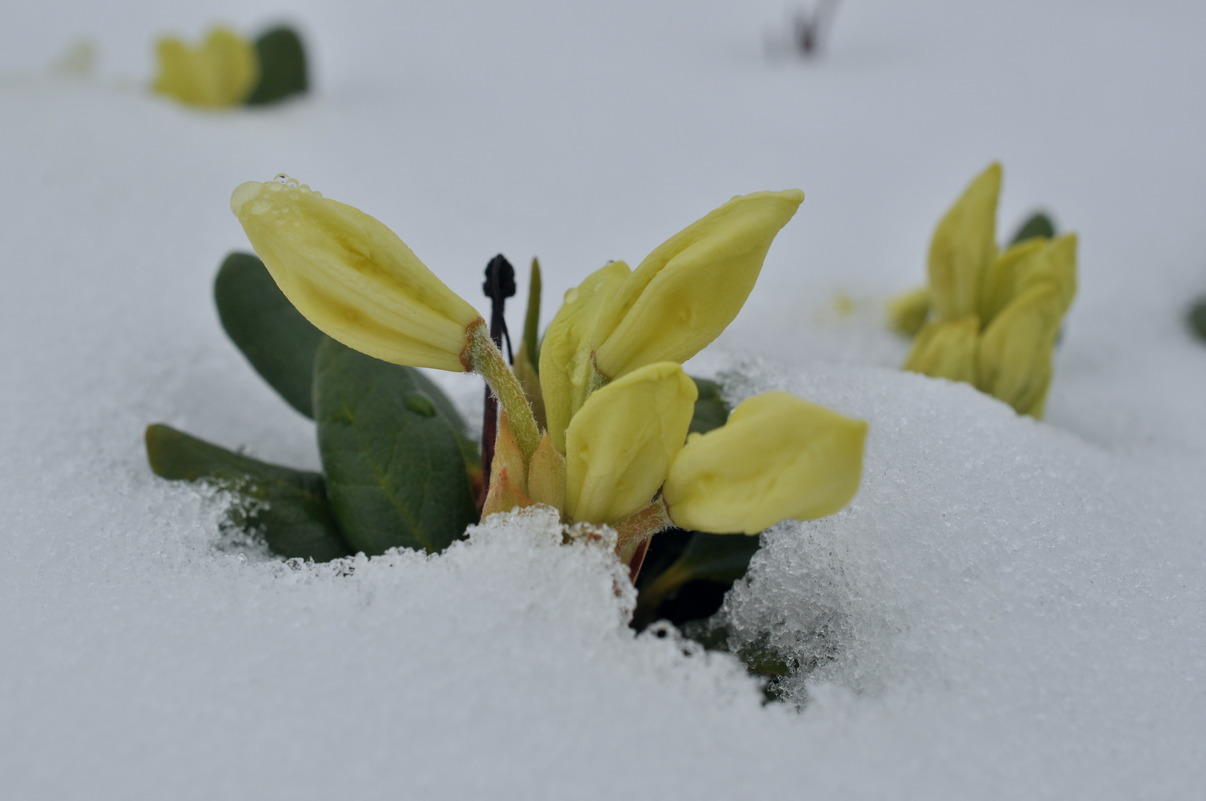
[
  {"x1": 231, "y1": 179, "x2": 484, "y2": 371},
  {"x1": 929, "y1": 163, "x2": 1001, "y2": 321},
  {"x1": 887, "y1": 286, "x2": 932, "y2": 337},
  {"x1": 977, "y1": 284, "x2": 1063, "y2": 417},
  {"x1": 979, "y1": 233, "x2": 1077, "y2": 323},
  {"x1": 903, "y1": 316, "x2": 981, "y2": 385},
  {"x1": 592, "y1": 190, "x2": 804, "y2": 379},
  {"x1": 538, "y1": 261, "x2": 631, "y2": 453},
  {"x1": 1027, "y1": 233, "x2": 1077, "y2": 317},
  {"x1": 564, "y1": 362, "x2": 697, "y2": 525},
  {"x1": 663, "y1": 392, "x2": 867, "y2": 535},
  {"x1": 979, "y1": 237, "x2": 1047, "y2": 323}
]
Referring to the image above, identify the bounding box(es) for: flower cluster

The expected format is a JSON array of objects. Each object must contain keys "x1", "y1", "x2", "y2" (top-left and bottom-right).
[
  {"x1": 231, "y1": 178, "x2": 867, "y2": 573},
  {"x1": 890, "y1": 163, "x2": 1077, "y2": 417},
  {"x1": 151, "y1": 25, "x2": 308, "y2": 109},
  {"x1": 152, "y1": 27, "x2": 258, "y2": 107}
]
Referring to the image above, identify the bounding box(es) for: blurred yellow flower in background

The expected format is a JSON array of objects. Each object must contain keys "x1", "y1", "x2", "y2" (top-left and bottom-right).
[
  {"x1": 893, "y1": 163, "x2": 1077, "y2": 417},
  {"x1": 152, "y1": 27, "x2": 258, "y2": 108}
]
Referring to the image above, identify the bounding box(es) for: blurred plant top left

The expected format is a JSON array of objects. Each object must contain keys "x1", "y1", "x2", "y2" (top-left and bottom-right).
[{"x1": 152, "y1": 25, "x2": 308, "y2": 108}]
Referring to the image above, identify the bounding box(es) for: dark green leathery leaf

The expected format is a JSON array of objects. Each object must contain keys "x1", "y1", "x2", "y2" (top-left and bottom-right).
[
  {"x1": 634, "y1": 531, "x2": 761, "y2": 628},
  {"x1": 215, "y1": 252, "x2": 324, "y2": 418},
  {"x1": 145, "y1": 424, "x2": 351, "y2": 561},
  {"x1": 1189, "y1": 298, "x2": 1206, "y2": 343},
  {"x1": 689, "y1": 377, "x2": 730, "y2": 435},
  {"x1": 314, "y1": 339, "x2": 477, "y2": 556},
  {"x1": 1008, "y1": 211, "x2": 1056, "y2": 245},
  {"x1": 245, "y1": 26, "x2": 308, "y2": 106}
]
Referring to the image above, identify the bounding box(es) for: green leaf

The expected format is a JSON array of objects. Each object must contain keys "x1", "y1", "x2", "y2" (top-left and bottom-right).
[
  {"x1": 215, "y1": 252, "x2": 324, "y2": 418},
  {"x1": 314, "y1": 339, "x2": 478, "y2": 555},
  {"x1": 1008, "y1": 211, "x2": 1056, "y2": 245},
  {"x1": 145, "y1": 424, "x2": 351, "y2": 561},
  {"x1": 667, "y1": 531, "x2": 762, "y2": 584},
  {"x1": 523, "y1": 258, "x2": 543, "y2": 367},
  {"x1": 689, "y1": 377, "x2": 730, "y2": 434},
  {"x1": 245, "y1": 26, "x2": 308, "y2": 106},
  {"x1": 407, "y1": 364, "x2": 473, "y2": 436},
  {"x1": 634, "y1": 530, "x2": 760, "y2": 628},
  {"x1": 1189, "y1": 299, "x2": 1206, "y2": 343}
]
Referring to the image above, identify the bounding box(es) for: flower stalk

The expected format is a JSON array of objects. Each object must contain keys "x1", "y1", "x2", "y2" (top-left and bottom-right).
[
  {"x1": 614, "y1": 499, "x2": 673, "y2": 565},
  {"x1": 465, "y1": 322, "x2": 541, "y2": 463}
]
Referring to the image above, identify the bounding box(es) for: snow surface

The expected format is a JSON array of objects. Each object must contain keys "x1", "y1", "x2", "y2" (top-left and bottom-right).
[{"x1": 3, "y1": 0, "x2": 1206, "y2": 798}]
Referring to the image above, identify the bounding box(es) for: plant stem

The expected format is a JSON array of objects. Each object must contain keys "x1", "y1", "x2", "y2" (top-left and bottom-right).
[
  {"x1": 615, "y1": 498, "x2": 673, "y2": 566},
  {"x1": 467, "y1": 321, "x2": 541, "y2": 463}
]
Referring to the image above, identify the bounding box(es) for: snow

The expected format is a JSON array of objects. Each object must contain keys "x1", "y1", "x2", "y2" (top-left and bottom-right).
[{"x1": 3, "y1": 0, "x2": 1206, "y2": 798}]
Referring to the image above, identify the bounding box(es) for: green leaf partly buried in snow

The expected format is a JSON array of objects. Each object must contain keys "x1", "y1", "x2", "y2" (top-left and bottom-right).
[
  {"x1": 1188, "y1": 298, "x2": 1206, "y2": 343},
  {"x1": 634, "y1": 529, "x2": 761, "y2": 629},
  {"x1": 246, "y1": 26, "x2": 308, "y2": 106},
  {"x1": 145, "y1": 423, "x2": 351, "y2": 561},
  {"x1": 689, "y1": 377, "x2": 731, "y2": 435},
  {"x1": 215, "y1": 252, "x2": 324, "y2": 418},
  {"x1": 314, "y1": 339, "x2": 478, "y2": 556},
  {"x1": 1008, "y1": 211, "x2": 1056, "y2": 245}
]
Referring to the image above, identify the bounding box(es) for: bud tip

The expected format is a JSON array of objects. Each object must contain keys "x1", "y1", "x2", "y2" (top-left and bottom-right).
[{"x1": 230, "y1": 181, "x2": 263, "y2": 216}]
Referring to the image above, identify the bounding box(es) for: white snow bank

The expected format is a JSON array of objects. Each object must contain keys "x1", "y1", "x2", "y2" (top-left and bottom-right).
[{"x1": 724, "y1": 362, "x2": 1206, "y2": 797}]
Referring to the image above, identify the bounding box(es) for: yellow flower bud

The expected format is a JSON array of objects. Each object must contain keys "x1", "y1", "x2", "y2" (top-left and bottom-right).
[
  {"x1": 1013, "y1": 233, "x2": 1077, "y2": 318},
  {"x1": 538, "y1": 261, "x2": 632, "y2": 453},
  {"x1": 978, "y1": 237, "x2": 1046, "y2": 323},
  {"x1": 903, "y1": 316, "x2": 981, "y2": 385},
  {"x1": 591, "y1": 190, "x2": 804, "y2": 380},
  {"x1": 887, "y1": 286, "x2": 932, "y2": 336},
  {"x1": 230, "y1": 178, "x2": 485, "y2": 372},
  {"x1": 663, "y1": 392, "x2": 867, "y2": 535},
  {"x1": 929, "y1": 162, "x2": 1000, "y2": 321},
  {"x1": 979, "y1": 234, "x2": 1077, "y2": 323},
  {"x1": 564, "y1": 362, "x2": 697, "y2": 525},
  {"x1": 152, "y1": 27, "x2": 259, "y2": 108},
  {"x1": 977, "y1": 284, "x2": 1063, "y2": 417}
]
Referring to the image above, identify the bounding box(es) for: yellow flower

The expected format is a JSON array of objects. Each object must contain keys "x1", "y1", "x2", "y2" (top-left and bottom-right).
[
  {"x1": 896, "y1": 164, "x2": 1077, "y2": 418},
  {"x1": 591, "y1": 189, "x2": 804, "y2": 380},
  {"x1": 979, "y1": 234, "x2": 1077, "y2": 323},
  {"x1": 230, "y1": 178, "x2": 485, "y2": 372},
  {"x1": 903, "y1": 316, "x2": 980, "y2": 385},
  {"x1": 538, "y1": 261, "x2": 632, "y2": 453},
  {"x1": 928, "y1": 163, "x2": 1000, "y2": 322},
  {"x1": 662, "y1": 392, "x2": 867, "y2": 535},
  {"x1": 977, "y1": 284, "x2": 1063, "y2": 417},
  {"x1": 152, "y1": 27, "x2": 259, "y2": 108},
  {"x1": 564, "y1": 362, "x2": 697, "y2": 525},
  {"x1": 886, "y1": 287, "x2": 931, "y2": 337}
]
